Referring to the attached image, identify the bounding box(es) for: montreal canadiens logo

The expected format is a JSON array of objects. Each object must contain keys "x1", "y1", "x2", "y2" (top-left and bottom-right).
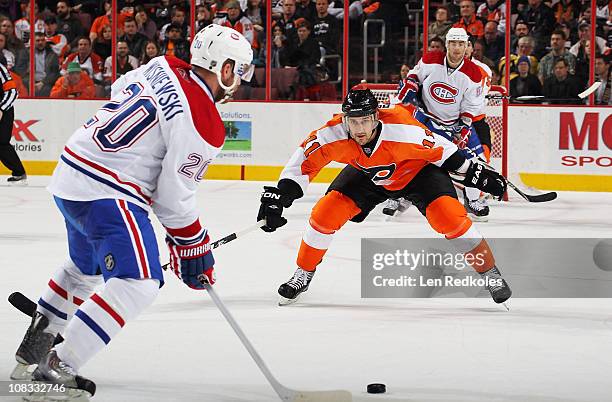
[
  {"x1": 230, "y1": 32, "x2": 240, "y2": 40},
  {"x1": 429, "y1": 82, "x2": 459, "y2": 104}
]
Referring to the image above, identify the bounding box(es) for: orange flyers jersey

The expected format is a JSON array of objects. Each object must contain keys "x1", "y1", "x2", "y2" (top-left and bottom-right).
[{"x1": 280, "y1": 104, "x2": 459, "y2": 193}]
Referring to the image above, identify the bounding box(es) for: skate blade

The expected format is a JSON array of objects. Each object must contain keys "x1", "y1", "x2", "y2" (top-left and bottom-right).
[
  {"x1": 501, "y1": 301, "x2": 510, "y2": 311},
  {"x1": 468, "y1": 213, "x2": 488, "y2": 222},
  {"x1": 8, "y1": 180, "x2": 28, "y2": 187},
  {"x1": 384, "y1": 214, "x2": 396, "y2": 222},
  {"x1": 11, "y1": 362, "x2": 36, "y2": 380},
  {"x1": 278, "y1": 295, "x2": 300, "y2": 306},
  {"x1": 22, "y1": 385, "x2": 91, "y2": 402}
]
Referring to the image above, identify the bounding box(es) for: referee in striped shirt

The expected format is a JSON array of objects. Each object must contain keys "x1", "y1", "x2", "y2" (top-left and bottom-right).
[{"x1": 0, "y1": 61, "x2": 26, "y2": 183}]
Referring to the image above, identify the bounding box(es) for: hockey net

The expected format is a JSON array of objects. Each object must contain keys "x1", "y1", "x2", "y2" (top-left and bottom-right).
[{"x1": 363, "y1": 83, "x2": 508, "y2": 185}]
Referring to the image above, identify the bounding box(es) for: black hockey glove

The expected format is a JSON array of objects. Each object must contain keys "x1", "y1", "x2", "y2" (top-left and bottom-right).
[
  {"x1": 258, "y1": 186, "x2": 289, "y2": 232},
  {"x1": 464, "y1": 161, "x2": 507, "y2": 200}
]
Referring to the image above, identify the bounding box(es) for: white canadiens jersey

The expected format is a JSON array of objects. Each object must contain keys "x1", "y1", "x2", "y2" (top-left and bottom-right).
[
  {"x1": 48, "y1": 56, "x2": 225, "y2": 237},
  {"x1": 407, "y1": 51, "x2": 485, "y2": 125}
]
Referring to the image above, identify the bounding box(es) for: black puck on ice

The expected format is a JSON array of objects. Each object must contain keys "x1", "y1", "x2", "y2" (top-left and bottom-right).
[{"x1": 367, "y1": 383, "x2": 386, "y2": 394}]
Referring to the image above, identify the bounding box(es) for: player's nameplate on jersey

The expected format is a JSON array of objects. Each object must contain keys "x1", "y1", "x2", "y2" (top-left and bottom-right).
[{"x1": 361, "y1": 238, "x2": 612, "y2": 298}]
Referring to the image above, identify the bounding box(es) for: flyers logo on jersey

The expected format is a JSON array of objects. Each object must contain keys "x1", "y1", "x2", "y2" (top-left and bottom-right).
[
  {"x1": 356, "y1": 162, "x2": 396, "y2": 185},
  {"x1": 429, "y1": 82, "x2": 459, "y2": 104}
]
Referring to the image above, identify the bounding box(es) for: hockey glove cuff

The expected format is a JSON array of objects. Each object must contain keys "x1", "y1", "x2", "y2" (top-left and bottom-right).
[{"x1": 166, "y1": 234, "x2": 215, "y2": 289}]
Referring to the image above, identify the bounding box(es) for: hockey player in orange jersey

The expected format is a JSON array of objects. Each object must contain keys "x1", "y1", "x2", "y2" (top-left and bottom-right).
[{"x1": 257, "y1": 88, "x2": 512, "y2": 306}]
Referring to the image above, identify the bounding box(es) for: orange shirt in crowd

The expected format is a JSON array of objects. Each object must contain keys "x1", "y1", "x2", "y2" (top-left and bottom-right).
[
  {"x1": 50, "y1": 72, "x2": 95, "y2": 99},
  {"x1": 165, "y1": 41, "x2": 175, "y2": 57},
  {"x1": 10, "y1": 71, "x2": 28, "y2": 97},
  {"x1": 90, "y1": 12, "x2": 130, "y2": 37},
  {"x1": 453, "y1": 15, "x2": 484, "y2": 38}
]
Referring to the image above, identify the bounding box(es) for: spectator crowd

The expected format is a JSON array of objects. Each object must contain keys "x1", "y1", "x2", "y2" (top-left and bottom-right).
[
  {"x1": 0, "y1": 0, "x2": 609, "y2": 104},
  {"x1": 0, "y1": 0, "x2": 212, "y2": 98},
  {"x1": 0, "y1": 0, "x2": 348, "y2": 100},
  {"x1": 421, "y1": 0, "x2": 612, "y2": 104}
]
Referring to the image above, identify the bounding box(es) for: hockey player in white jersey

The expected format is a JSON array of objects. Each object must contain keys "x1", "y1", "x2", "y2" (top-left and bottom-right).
[
  {"x1": 387, "y1": 28, "x2": 494, "y2": 221},
  {"x1": 12, "y1": 24, "x2": 253, "y2": 399}
]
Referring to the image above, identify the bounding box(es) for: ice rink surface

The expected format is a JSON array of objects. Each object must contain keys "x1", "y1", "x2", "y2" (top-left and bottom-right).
[{"x1": 1, "y1": 177, "x2": 611, "y2": 402}]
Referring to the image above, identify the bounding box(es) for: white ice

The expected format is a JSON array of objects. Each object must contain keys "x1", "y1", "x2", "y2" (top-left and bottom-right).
[{"x1": 1, "y1": 177, "x2": 611, "y2": 402}]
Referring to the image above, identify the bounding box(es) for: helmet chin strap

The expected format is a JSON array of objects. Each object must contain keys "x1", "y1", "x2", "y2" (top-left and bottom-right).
[{"x1": 216, "y1": 71, "x2": 241, "y2": 104}]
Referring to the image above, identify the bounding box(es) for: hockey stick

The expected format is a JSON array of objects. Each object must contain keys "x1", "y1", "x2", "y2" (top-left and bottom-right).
[
  {"x1": 200, "y1": 278, "x2": 352, "y2": 402},
  {"x1": 162, "y1": 219, "x2": 267, "y2": 270},
  {"x1": 416, "y1": 104, "x2": 557, "y2": 202},
  {"x1": 8, "y1": 292, "x2": 65, "y2": 345},
  {"x1": 578, "y1": 81, "x2": 602, "y2": 99},
  {"x1": 486, "y1": 82, "x2": 601, "y2": 101},
  {"x1": 207, "y1": 219, "x2": 267, "y2": 249},
  {"x1": 485, "y1": 94, "x2": 545, "y2": 101},
  {"x1": 463, "y1": 148, "x2": 557, "y2": 203},
  {"x1": 514, "y1": 95, "x2": 544, "y2": 101},
  {"x1": 9, "y1": 220, "x2": 269, "y2": 345}
]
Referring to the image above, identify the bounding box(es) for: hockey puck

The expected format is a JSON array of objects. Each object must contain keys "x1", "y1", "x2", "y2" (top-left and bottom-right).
[{"x1": 367, "y1": 383, "x2": 386, "y2": 394}]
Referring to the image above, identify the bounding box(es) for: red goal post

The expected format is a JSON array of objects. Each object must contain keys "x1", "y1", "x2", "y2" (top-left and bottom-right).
[{"x1": 362, "y1": 83, "x2": 509, "y2": 183}]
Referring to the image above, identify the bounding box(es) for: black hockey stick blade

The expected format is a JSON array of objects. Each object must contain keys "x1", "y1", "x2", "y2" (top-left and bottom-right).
[
  {"x1": 507, "y1": 181, "x2": 557, "y2": 203},
  {"x1": 76, "y1": 376, "x2": 96, "y2": 397},
  {"x1": 9, "y1": 292, "x2": 37, "y2": 316},
  {"x1": 8, "y1": 292, "x2": 64, "y2": 345}
]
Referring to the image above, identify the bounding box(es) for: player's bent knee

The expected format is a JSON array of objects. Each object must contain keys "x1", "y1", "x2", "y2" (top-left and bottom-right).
[
  {"x1": 425, "y1": 196, "x2": 472, "y2": 239},
  {"x1": 310, "y1": 190, "x2": 361, "y2": 232},
  {"x1": 100, "y1": 278, "x2": 159, "y2": 321},
  {"x1": 62, "y1": 259, "x2": 103, "y2": 291}
]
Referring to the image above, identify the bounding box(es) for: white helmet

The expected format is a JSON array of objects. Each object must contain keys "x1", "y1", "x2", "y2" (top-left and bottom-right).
[
  {"x1": 190, "y1": 24, "x2": 254, "y2": 100},
  {"x1": 445, "y1": 27, "x2": 469, "y2": 45}
]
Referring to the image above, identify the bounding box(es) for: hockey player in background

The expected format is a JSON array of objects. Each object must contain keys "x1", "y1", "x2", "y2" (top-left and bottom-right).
[
  {"x1": 465, "y1": 37, "x2": 493, "y2": 166},
  {"x1": 385, "y1": 28, "x2": 493, "y2": 221},
  {"x1": 257, "y1": 88, "x2": 512, "y2": 306},
  {"x1": 12, "y1": 24, "x2": 253, "y2": 398}
]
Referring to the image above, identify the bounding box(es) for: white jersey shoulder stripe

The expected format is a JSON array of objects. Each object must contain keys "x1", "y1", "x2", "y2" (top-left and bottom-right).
[
  {"x1": 381, "y1": 123, "x2": 429, "y2": 144},
  {"x1": 315, "y1": 122, "x2": 347, "y2": 146}
]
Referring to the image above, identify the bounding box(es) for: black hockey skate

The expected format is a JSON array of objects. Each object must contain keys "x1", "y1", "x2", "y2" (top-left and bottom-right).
[
  {"x1": 382, "y1": 198, "x2": 412, "y2": 217},
  {"x1": 480, "y1": 266, "x2": 512, "y2": 305},
  {"x1": 12, "y1": 312, "x2": 56, "y2": 380},
  {"x1": 278, "y1": 268, "x2": 315, "y2": 306},
  {"x1": 7, "y1": 174, "x2": 27, "y2": 185},
  {"x1": 28, "y1": 350, "x2": 96, "y2": 401},
  {"x1": 463, "y1": 189, "x2": 489, "y2": 222}
]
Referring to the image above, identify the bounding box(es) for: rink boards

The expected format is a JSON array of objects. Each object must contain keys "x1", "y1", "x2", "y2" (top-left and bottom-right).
[{"x1": 2, "y1": 99, "x2": 611, "y2": 191}]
